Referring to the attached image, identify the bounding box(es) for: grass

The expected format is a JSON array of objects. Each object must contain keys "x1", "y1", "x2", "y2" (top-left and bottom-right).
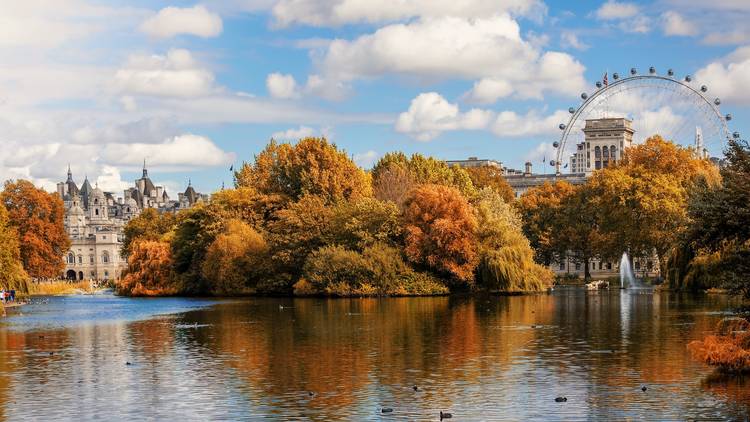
[{"x1": 27, "y1": 280, "x2": 100, "y2": 296}]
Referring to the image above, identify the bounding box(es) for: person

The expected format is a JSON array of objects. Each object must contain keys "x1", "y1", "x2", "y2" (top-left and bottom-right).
[
  {"x1": 0, "y1": 289, "x2": 5, "y2": 304},
  {"x1": 10, "y1": 290, "x2": 15, "y2": 302}
]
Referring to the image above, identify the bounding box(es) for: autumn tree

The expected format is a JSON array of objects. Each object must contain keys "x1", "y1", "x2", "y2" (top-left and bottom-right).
[
  {"x1": 372, "y1": 163, "x2": 416, "y2": 209},
  {"x1": 465, "y1": 166, "x2": 515, "y2": 204},
  {"x1": 0, "y1": 203, "x2": 29, "y2": 292},
  {"x1": 234, "y1": 137, "x2": 372, "y2": 204},
  {"x1": 372, "y1": 152, "x2": 476, "y2": 198},
  {"x1": 118, "y1": 240, "x2": 179, "y2": 296},
  {"x1": 209, "y1": 186, "x2": 289, "y2": 228},
  {"x1": 327, "y1": 197, "x2": 402, "y2": 250},
  {"x1": 121, "y1": 208, "x2": 176, "y2": 258},
  {"x1": 474, "y1": 189, "x2": 553, "y2": 292},
  {"x1": 516, "y1": 181, "x2": 576, "y2": 266},
  {"x1": 202, "y1": 219, "x2": 270, "y2": 295},
  {"x1": 1, "y1": 180, "x2": 69, "y2": 279},
  {"x1": 403, "y1": 184, "x2": 478, "y2": 283},
  {"x1": 556, "y1": 184, "x2": 604, "y2": 280}
]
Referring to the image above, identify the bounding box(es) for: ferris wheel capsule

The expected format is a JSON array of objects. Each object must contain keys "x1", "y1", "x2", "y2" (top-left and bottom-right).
[
  {"x1": 559, "y1": 123, "x2": 566, "y2": 130},
  {"x1": 613, "y1": 72, "x2": 619, "y2": 80},
  {"x1": 734, "y1": 132, "x2": 741, "y2": 139},
  {"x1": 550, "y1": 160, "x2": 556, "y2": 167},
  {"x1": 714, "y1": 98, "x2": 721, "y2": 106},
  {"x1": 568, "y1": 107, "x2": 576, "y2": 114},
  {"x1": 553, "y1": 141, "x2": 560, "y2": 148},
  {"x1": 649, "y1": 66, "x2": 656, "y2": 74},
  {"x1": 596, "y1": 81, "x2": 602, "y2": 88},
  {"x1": 701, "y1": 85, "x2": 708, "y2": 92},
  {"x1": 630, "y1": 68, "x2": 637, "y2": 75},
  {"x1": 667, "y1": 69, "x2": 674, "y2": 76},
  {"x1": 581, "y1": 92, "x2": 588, "y2": 100},
  {"x1": 726, "y1": 114, "x2": 732, "y2": 121}
]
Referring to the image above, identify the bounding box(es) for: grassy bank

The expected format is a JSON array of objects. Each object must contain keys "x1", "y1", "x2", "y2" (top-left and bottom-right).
[{"x1": 27, "y1": 280, "x2": 99, "y2": 296}]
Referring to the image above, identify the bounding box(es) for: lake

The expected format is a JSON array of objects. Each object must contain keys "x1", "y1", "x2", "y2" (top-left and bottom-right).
[{"x1": 0, "y1": 289, "x2": 747, "y2": 421}]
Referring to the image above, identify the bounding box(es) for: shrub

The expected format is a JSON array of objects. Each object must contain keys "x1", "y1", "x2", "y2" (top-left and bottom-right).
[{"x1": 689, "y1": 318, "x2": 750, "y2": 373}]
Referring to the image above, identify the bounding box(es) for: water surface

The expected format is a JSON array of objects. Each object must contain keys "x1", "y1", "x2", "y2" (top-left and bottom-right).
[{"x1": 0, "y1": 289, "x2": 747, "y2": 421}]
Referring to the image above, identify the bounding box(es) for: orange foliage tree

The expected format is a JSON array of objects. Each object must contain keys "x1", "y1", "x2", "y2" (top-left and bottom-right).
[
  {"x1": 465, "y1": 166, "x2": 515, "y2": 204},
  {"x1": 1, "y1": 180, "x2": 69, "y2": 279},
  {"x1": 234, "y1": 137, "x2": 372, "y2": 204},
  {"x1": 516, "y1": 181, "x2": 576, "y2": 266},
  {"x1": 202, "y1": 219, "x2": 270, "y2": 295},
  {"x1": 403, "y1": 184, "x2": 478, "y2": 283},
  {"x1": 117, "y1": 240, "x2": 179, "y2": 296},
  {"x1": 689, "y1": 318, "x2": 750, "y2": 373},
  {"x1": 0, "y1": 203, "x2": 29, "y2": 291}
]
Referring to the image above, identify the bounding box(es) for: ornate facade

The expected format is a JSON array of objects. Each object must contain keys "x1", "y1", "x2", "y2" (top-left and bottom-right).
[{"x1": 57, "y1": 165, "x2": 207, "y2": 281}]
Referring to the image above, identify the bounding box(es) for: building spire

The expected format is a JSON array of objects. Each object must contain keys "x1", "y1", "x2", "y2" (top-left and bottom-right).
[
  {"x1": 67, "y1": 163, "x2": 73, "y2": 181},
  {"x1": 142, "y1": 158, "x2": 148, "y2": 178}
]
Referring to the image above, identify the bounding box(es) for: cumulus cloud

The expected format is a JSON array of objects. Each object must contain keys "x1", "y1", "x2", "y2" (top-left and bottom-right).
[
  {"x1": 595, "y1": 1, "x2": 639, "y2": 20},
  {"x1": 395, "y1": 92, "x2": 564, "y2": 141},
  {"x1": 141, "y1": 5, "x2": 223, "y2": 38},
  {"x1": 395, "y1": 92, "x2": 494, "y2": 141},
  {"x1": 271, "y1": 125, "x2": 316, "y2": 140},
  {"x1": 114, "y1": 49, "x2": 217, "y2": 98},
  {"x1": 662, "y1": 11, "x2": 697, "y2": 36},
  {"x1": 353, "y1": 150, "x2": 379, "y2": 168},
  {"x1": 312, "y1": 15, "x2": 586, "y2": 103},
  {"x1": 266, "y1": 72, "x2": 300, "y2": 99},
  {"x1": 270, "y1": 0, "x2": 546, "y2": 27},
  {"x1": 100, "y1": 134, "x2": 235, "y2": 168},
  {"x1": 560, "y1": 31, "x2": 589, "y2": 50},
  {"x1": 695, "y1": 46, "x2": 750, "y2": 105}
]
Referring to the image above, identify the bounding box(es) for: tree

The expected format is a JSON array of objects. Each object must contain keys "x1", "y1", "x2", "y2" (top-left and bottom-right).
[
  {"x1": 1, "y1": 180, "x2": 69, "y2": 279},
  {"x1": 465, "y1": 166, "x2": 515, "y2": 204},
  {"x1": 372, "y1": 163, "x2": 416, "y2": 209},
  {"x1": 202, "y1": 219, "x2": 270, "y2": 295},
  {"x1": 170, "y1": 203, "x2": 227, "y2": 294},
  {"x1": 0, "y1": 203, "x2": 29, "y2": 292},
  {"x1": 516, "y1": 181, "x2": 575, "y2": 266},
  {"x1": 372, "y1": 152, "x2": 476, "y2": 198},
  {"x1": 121, "y1": 208, "x2": 176, "y2": 258},
  {"x1": 474, "y1": 189, "x2": 553, "y2": 292},
  {"x1": 209, "y1": 186, "x2": 289, "y2": 228},
  {"x1": 556, "y1": 184, "x2": 605, "y2": 281},
  {"x1": 403, "y1": 184, "x2": 478, "y2": 283},
  {"x1": 234, "y1": 137, "x2": 372, "y2": 204},
  {"x1": 117, "y1": 240, "x2": 179, "y2": 296},
  {"x1": 327, "y1": 197, "x2": 402, "y2": 250}
]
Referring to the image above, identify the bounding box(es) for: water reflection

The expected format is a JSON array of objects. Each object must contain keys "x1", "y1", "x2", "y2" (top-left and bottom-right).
[{"x1": 0, "y1": 290, "x2": 746, "y2": 420}]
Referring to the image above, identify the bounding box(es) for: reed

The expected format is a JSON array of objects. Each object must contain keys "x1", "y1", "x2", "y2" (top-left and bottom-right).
[{"x1": 27, "y1": 280, "x2": 97, "y2": 296}]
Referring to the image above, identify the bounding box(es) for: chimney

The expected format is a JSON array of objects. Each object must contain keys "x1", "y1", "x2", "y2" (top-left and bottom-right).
[{"x1": 524, "y1": 161, "x2": 532, "y2": 176}]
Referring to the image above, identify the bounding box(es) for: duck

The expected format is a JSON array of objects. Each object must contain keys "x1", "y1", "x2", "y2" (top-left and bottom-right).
[
  {"x1": 381, "y1": 408, "x2": 393, "y2": 413},
  {"x1": 412, "y1": 385, "x2": 419, "y2": 392},
  {"x1": 641, "y1": 386, "x2": 647, "y2": 392},
  {"x1": 555, "y1": 396, "x2": 567, "y2": 402},
  {"x1": 440, "y1": 411, "x2": 453, "y2": 420}
]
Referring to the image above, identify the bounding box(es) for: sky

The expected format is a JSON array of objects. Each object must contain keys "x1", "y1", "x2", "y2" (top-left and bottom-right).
[{"x1": 2, "y1": 0, "x2": 750, "y2": 197}]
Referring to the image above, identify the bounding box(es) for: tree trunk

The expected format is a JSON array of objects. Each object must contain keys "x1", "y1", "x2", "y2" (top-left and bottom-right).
[{"x1": 584, "y1": 257, "x2": 591, "y2": 281}]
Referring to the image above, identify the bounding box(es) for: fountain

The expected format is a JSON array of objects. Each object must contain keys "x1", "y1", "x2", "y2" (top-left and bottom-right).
[{"x1": 619, "y1": 252, "x2": 635, "y2": 289}]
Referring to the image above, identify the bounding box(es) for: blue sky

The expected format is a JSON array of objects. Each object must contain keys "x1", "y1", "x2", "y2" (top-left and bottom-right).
[{"x1": 1, "y1": 0, "x2": 749, "y2": 197}]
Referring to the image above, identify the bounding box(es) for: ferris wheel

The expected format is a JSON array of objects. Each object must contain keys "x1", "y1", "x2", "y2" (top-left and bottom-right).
[{"x1": 553, "y1": 67, "x2": 734, "y2": 174}]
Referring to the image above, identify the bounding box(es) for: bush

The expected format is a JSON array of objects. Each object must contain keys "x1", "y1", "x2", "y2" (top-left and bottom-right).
[
  {"x1": 202, "y1": 219, "x2": 270, "y2": 295},
  {"x1": 117, "y1": 240, "x2": 180, "y2": 296},
  {"x1": 302, "y1": 245, "x2": 373, "y2": 296},
  {"x1": 689, "y1": 318, "x2": 750, "y2": 373}
]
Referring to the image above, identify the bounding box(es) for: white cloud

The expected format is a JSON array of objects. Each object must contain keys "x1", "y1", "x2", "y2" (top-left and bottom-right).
[
  {"x1": 100, "y1": 134, "x2": 234, "y2": 168},
  {"x1": 662, "y1": 11, "x2": 697, "y2": 36},
  {"x1": 266, "y1": 72, "x2": 300, "y2": 99},
  {"x1": 141, "y1": 5, "x2": 223, "y2": 38},
  {"x1": 114, "y1": 49, "x2": 217, "y2": 98},
  {"x1": 312, "y1": 15, "x2": 586, "y2": 102},
  {"x1": 353, "y1": 150, "x2": 378, "y2": 168},
  {"x1": 491, "y1": 109, "x2": 569, "y2": 137},
  {"x1": 464, "y1": 79, "x2": 513, "y2": 104},
  {"x1": 395, "y1": 92, "x2": 493, "y2": 141},
  {"x1": 270, "y1": 0, "x2": 546, "y2": 27},
  {"x1": 695, "y1": 46, "x2": 750, "y2": 105},
  {"x1": 561, "y1": 31, "x2": 589, "y2": 50},
  {"x1": 271, "y1": 125, "x2": 316, "y2": 140},
  {"x1": 595, "y1": 1, "x2": 639, "y2": 20},
  {"x1": 524, "y1": 142, "x2": 557, "y2": 165}
]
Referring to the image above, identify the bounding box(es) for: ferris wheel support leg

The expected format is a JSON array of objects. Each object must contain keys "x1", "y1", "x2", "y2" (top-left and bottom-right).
[{"x1": 555, "y1": 162, "x2": 561, "y2": 176}]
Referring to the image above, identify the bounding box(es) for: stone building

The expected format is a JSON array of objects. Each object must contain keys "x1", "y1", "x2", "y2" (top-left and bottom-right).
[{"x1": 57, "y1": 165, "x2": 207, "y2": 281}]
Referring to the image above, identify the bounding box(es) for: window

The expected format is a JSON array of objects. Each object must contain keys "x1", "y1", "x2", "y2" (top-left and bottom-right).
[
  {"x1": 607, "y1": 262, "x2": 612, "y2": 270},
  {"x1": 559, "y1": 262, "x2": 565, "y2": 270},
  {"x1": 89, "y1": 255, "x2": 94, "y2": 264},
  {"x1": 635, "y1": 262, "x2": 641, "y2": 270},
  {"x1": 77, "y1": 255, "x2": 82, "y2": 264},
  {"x1": 67, "y1": 252, "x2": 75, "y2": 264},
  {"x1": 599, "y1": 261, "x2": 603, "y2": 270},
  {"x1": 95, "y1": 208, "x2": 99, "y2": 216},
  {"x1": 575, "y1": 263, "x2": 581, "y2": 271},
  {"x1": 102, "y1": 252, "x2": 109, "y2": 263},
  {"x1": 104, "y1": 270, "x2": 109, "y2": 279}
]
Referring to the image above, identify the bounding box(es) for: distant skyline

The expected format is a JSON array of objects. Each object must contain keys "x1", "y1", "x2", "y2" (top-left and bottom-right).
[{"x1": 1, "y1": 0, "x2": 750, "y2": 194}]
